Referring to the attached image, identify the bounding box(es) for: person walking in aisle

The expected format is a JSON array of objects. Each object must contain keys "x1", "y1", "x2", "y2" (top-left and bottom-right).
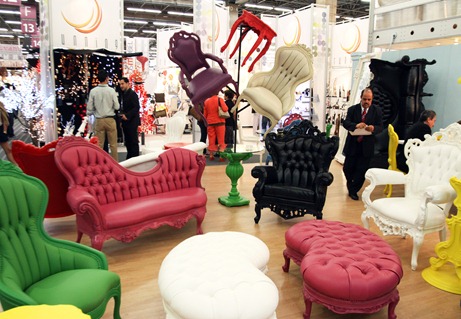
[
  {"x1": 203, "y1": 95, "x2": 228, "y2": 161},
  {"x1": 119, "y1": 77, "x2": 140, "y2": 159},
  {"x1": 342, "y1": 87, "x2": 383, "y2": 200},
  {"x1": 87, "y1": 69, "x2": 120, "y2": 161}
]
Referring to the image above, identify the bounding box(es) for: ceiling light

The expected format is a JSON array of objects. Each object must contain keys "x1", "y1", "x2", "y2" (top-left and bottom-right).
[
  {"x1": 124, "y1": 19, "x2": 148, "y2": 24},
  {"x1": 142, "y1": 30, "x2": 157, "y2": 34},
  {"x1": 167, "y1": 11, "x2": 193, "y2": 17},
  {"x1": 244, "y1": 4, "x2": 273, "y2": 10},
  {"x1": 273, "y1": 7, "x2": 292, "y2": 13},
  {"x1": 127, "y1": 8, "x2": 161, "y2": 14},
  {"x1": 0, "y1": 10, "x2": 20, "y2": 15},
  {"x1": 5, "y1": 20, "x2": 21, "y2": 25},
  {"x1": 344, "y1": 17, "x2": 354, "y2": 20},
  {"x1": 0, "y1": 28, "x2": 7, "y2": 32},
  {"x1": 12, "y1": 29, "x2": 21, "y2": 33},
  {"x1": 124, "y1": 29, "x2": 137, "y2": 33},
  {"x1": 0, "y1": 34, "x2": 15, "y2": 38},
  {"x1": 153, "y1": 21, "x2": 181, "y2": 27}
]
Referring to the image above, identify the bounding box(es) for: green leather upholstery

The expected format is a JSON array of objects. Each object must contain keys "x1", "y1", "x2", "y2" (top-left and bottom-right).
[{"x1": 0, "y1": 160, "x2": 122, "y2": 319}]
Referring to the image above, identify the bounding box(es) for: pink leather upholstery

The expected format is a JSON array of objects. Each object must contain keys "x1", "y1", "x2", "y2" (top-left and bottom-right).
[
  {"x1": 54, "y1": 136, "x2": 207, "y2": 250},
  {"x1": 283, "y1": 220, "x2": 403, "y2": 319}
]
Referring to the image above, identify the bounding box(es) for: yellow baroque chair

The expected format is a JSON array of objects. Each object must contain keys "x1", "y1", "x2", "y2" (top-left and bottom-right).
[
  {"x1": 383, "y1": 124, "x2": 402, "y2": 197},
  {"x1": 232, "y1": 44, "x2": 313, "y2": 139},
  {"x1": 0, "y1": 160, "x2": 121, "y2": 319},
  {"x1": 421, "y1": 176, "x2": 461, "y2": 294},
  {"x1": 361, "y1": 122, "x2": 461, "y2": 270}
]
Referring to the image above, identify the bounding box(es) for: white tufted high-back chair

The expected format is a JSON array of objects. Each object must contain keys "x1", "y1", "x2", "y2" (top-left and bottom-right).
[
  {"x1": 165, "y1": 111, "x2": 188, "y2": 143},
  {"x1": 361, "y1": 123, "x2": 461, "y2": 270},
  {"x1": 233, "y1": 45, "x2": 313, "y2": 138}
]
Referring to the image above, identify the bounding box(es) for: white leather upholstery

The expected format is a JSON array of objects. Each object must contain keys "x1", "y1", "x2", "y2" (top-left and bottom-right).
[
  {"x1": 233, "y1": 45, "x2": 313, "y2": 137},
  {"x1": 158, "y1": 232, "x2": 278, "y2": 319},
  {"x1": 165, "y1": 111, "x2": 188, "y2": 143},
  {"x1": 120, "y1": 142, "x2": 206, "y2": 172},
  {"x1": 362, "y1": 123, "x2": 461, "y2": 270}
]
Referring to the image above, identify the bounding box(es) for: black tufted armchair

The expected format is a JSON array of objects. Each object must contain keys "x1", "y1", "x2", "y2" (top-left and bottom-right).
[{"x1": 251, "y1": 120, "x2": 339, "y2": 223}]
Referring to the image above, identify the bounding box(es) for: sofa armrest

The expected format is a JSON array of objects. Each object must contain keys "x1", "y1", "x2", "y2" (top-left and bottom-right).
[
  {"x1": 43, "y1": 236, "x2": 109, "y2": 270},
  {"x1": 314, "y1": 172, "x2": 334, "y2": 210},
  {"x1": 67, "y1": 188, "x2": 105, "y2": 229},
  {"x1": 425, "y1": 184, "x2": 457, "y2": 205},
  {"x1": 251, "y1": 166, "x2": 278, "y2": 198},
  {"x1": 362, "y1": 169, "x2": 406, "y2": 207}
]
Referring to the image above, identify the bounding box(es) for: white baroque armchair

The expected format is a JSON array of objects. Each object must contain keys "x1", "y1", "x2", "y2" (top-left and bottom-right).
[
  {"x1": 361, "y1": 123, "x2": 461, "y2": 270},
  {"x1": 232, "y1": 44, "x2": 313, "y2": 138}
]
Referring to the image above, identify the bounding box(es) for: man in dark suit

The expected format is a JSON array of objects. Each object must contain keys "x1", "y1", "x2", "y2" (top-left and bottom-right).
[
  {"x1": 342, "y1": 88, "x2": 383, "y2": 200},
  {"x1": 119, "y1": 77, "x2": 140, "y2": 159}
]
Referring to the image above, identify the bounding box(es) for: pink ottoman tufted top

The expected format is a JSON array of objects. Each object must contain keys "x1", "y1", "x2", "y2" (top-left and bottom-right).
[{"x1": 286, "y1": 220, "x2": 403, "y2": 301}]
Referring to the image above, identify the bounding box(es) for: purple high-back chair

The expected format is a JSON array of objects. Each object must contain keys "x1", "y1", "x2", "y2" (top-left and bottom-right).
[{"x1": 168, "y1": 30, "x2": 238, "y2": 116}]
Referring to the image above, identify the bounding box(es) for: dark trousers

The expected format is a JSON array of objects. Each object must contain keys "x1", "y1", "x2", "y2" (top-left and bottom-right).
[
  {"x1": 225, "y1": 125, "x2": 234, "y2": 148},
  {"x1": 122, "y1": 124, "x2": 139, "y2": 160},
  {"x1": 343, "y1": 152, "x2": 372, "y2": 195}
]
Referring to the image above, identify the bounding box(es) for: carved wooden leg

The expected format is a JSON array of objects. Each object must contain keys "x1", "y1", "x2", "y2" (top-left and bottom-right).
[
  {"x1": 91, "y1": 235, "x2": 104, "y2": 251},
  {"x1": 411, "y1": 234, "x2": 424, "y2": 270},
  {"x1": 196, "y1": 215, "x2": 204, "y2": 234},
  {"x1": 361, "y1": 212, "x2": 370, "y2": 229},
  {"x1": 254, "y1": 204, "x2": 261, "y2": 224},
  {"x1": 282, "y1": 250, "x2": 291, "y2": 272},
  {"x1": 303, "y1": 298, "x2": 313, "y2": 319},
  {"x1": 387, "y1": 291, "x2": 400, "y2": 319},
  {"x1": 76, "y1": 231, "x2": 83, "y2": 243}
]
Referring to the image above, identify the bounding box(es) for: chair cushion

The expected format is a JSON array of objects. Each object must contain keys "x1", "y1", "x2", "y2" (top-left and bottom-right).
[
  {"x1": 370, "y1": 198, "x2": 446, "y2": 228},
  {"x1": 102, "y1": 187, "x2": 207, "y2": 229},
  {"x1": 25, "y1": 269, "x2": 120, "y2": 313},
  {"x1": 189, "y1": 68, "x2": 234, "y2": 104},
  {"x1": 264, "y1": 183, "x2": 315, "y2": 201},
  {"x1": 242, "y1": 87, "x2": 282, "y2": 120}
]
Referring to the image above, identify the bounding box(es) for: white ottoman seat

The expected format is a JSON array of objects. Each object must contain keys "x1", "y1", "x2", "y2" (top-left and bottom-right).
[{"x1": 158, "y1": 232, "x2": 279, "y2": 319}]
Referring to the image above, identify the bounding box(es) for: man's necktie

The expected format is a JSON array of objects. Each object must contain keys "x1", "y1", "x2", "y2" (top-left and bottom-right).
[{"x1": 358, "y1": 109, "x2": 366, "y2": 142}]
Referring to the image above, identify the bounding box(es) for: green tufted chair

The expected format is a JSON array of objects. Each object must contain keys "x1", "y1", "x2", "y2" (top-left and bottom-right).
[{"x1": 0, "y1": 160, "x2": 122, "y2": 319}]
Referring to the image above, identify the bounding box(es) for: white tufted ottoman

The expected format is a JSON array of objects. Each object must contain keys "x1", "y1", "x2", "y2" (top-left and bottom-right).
[{"x1": 158, "y1": 232, "x2": 279, "y2": 319}]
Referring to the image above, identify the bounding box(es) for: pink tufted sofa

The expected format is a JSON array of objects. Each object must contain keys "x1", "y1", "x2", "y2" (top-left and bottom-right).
[
  {"x1": 54, "y1": 136, "x2": 207, "y2": 250},
  {"x1": 283, "y1": 220, "x2": 403, "y2": 319}
]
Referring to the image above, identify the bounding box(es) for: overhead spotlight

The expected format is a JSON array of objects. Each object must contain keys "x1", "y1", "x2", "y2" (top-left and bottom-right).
[
  {"x1": 142, "y1": 30, "x2": 157, "y2": 34},
  {"x1": 124, "y1": 29, "x2": 137, "y2": 33}
]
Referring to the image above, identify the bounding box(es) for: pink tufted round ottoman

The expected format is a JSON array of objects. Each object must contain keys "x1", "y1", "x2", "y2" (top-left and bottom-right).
[{"x1": 283, "y1": 220, "x2": 403, "y2": 319}]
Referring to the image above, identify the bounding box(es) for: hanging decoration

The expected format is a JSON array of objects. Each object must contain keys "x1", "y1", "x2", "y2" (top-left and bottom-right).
[{"x1": 129, "y1": 70, "x2": 154, "y2": 134}]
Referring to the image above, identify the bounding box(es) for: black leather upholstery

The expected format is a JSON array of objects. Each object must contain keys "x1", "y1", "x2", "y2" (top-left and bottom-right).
[{"x1": 251, "y1": 120, "x2": 339, "y2": 223}]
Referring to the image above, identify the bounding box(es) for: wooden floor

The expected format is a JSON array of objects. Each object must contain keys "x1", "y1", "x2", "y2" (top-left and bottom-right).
[{"x1": 43, "y1": 160, "x2": 460, "y2": 319}]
